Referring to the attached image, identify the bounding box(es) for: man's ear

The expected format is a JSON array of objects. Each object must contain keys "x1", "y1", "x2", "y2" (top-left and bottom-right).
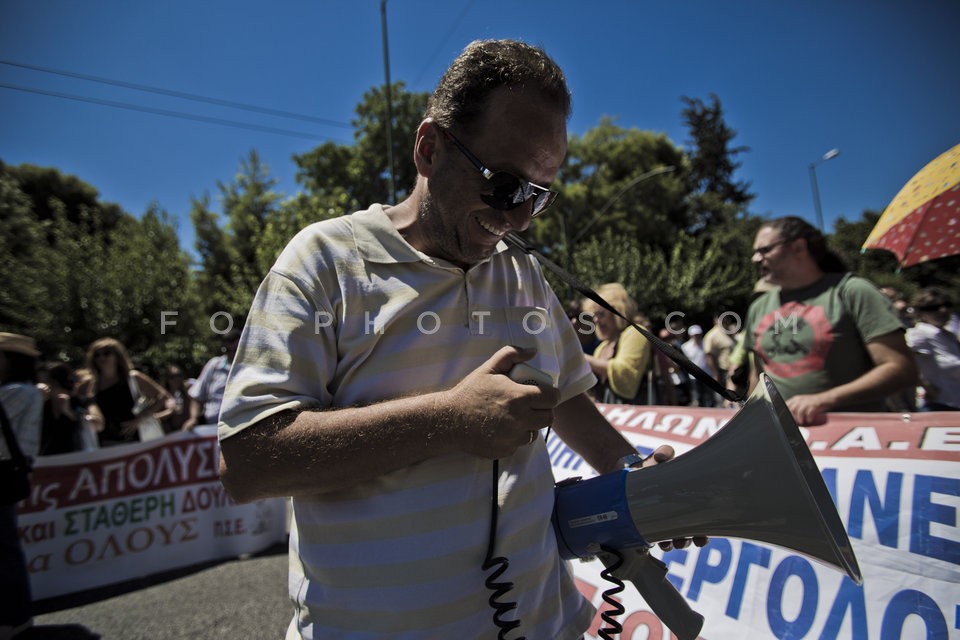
[
  {"x1": 414, "y1": 119, "x2": 440, "y2": 177},
  {"x1": 793, "y1": 237, "x2": 809, "y2": 255}
]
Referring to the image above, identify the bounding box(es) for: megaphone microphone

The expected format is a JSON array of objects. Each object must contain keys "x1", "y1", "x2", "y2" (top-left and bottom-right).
[{"x1": 553, "y1": 373, "x2": 862, "y2": 639}]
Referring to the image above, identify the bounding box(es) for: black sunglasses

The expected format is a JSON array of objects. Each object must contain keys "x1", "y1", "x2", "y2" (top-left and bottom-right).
[{"x1": 441, "y1": 129, "x2": 557, "y2": 217}]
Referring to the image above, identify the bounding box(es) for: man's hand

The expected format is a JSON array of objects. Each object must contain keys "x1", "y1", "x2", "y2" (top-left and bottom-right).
[
  {"x1": 641, "y1": 445, "x2": 710, "y2": 551},
  {"x1": 786, "y1": 393, "x2": 833, "y2": 426},
  {"x1": 440, "y1": 346, "x2": 560, "y2": 460}
]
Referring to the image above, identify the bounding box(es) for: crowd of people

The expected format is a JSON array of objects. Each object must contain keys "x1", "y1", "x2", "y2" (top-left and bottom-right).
[
  {"x1": 0, "y1": 330, "x2": 240, "y2": 461},
  {"x1": 0, "y1": 330, "x2": 240, "y2": 636},
  {"x1": 572, "y1": 284, "x2": 727, "y2": 409}
]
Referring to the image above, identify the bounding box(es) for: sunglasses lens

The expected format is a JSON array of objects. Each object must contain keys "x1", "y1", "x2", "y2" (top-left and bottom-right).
[
  {"x1": 531, "y1": 191, "x2": 557, "y2": 216},
  {"x1": 483, "y1": 171, "x2": 556, "y2": 216},
  {"x1": 486, "y1": 173, "x2": 525, "y2": 208}
]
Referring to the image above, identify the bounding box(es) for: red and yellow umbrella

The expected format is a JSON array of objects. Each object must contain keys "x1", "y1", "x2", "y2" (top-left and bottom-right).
[{"x1": 862, "y1": 142, "x2": 960, "y2": 268}]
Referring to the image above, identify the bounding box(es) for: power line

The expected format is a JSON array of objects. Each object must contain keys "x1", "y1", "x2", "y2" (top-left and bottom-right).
[
  {"x1": 0, "y1": 82, "x2": 341, "y2": 140},
  {"x1": 0, "y1": 59, "x2": 354, "y2": 129},
  {"x1": 411, "y1": 0, "x2": 477, "y2": 87}
]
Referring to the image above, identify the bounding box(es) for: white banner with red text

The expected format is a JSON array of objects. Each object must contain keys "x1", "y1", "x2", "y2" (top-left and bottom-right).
[
  {"x1": 549, "y1": 405, "x2": 960, "y2": 640},
  {"x1": 16, "y1": 426, "x2": 288, "y2": 601}
]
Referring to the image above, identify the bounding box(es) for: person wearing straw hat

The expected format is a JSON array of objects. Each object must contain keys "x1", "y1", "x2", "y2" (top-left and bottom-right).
[{"x1": 0, "y1": 332, "x2": 42, "y2": 638}]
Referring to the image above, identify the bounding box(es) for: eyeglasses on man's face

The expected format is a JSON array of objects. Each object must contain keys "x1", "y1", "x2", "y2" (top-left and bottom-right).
[
  {"x1": 753, "y1": 238, "x2": 791, "y2": 257},
  {"x1": 441, "y1": 128, "x2": 558, "y2": 217}
]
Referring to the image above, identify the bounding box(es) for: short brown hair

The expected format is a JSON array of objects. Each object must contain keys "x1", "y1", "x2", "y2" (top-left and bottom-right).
[{"x1": 425, "y1": 39, "x2": 571, "y2": 135}]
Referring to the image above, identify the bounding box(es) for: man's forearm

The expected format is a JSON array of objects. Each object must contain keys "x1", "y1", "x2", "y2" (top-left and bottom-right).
[
  {"x1": 219, "y1": 392, "x2": 459, "y2": 502},
  {"x1": 818, "y1": 361, "x2": 916, "y2": 411},
  {"x1": 218, "y1": 347, "x2": 572, "y2": 501},
  {"x1": 552, "y1": 393, "x2": 636, "y2": 474}
]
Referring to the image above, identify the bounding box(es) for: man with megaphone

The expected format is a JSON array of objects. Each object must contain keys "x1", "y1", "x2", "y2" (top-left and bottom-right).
[
  {"x1": 216, "y1": 39, "x2": 707, "y2": 640},
  {"x1": 214, "y1": 39, "x2": 862, "y2": 640}
]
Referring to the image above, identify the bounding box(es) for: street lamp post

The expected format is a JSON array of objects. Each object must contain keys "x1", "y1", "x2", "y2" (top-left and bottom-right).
[{"x1": 808, "y1": 148, "x2": 840, "y2": 231}]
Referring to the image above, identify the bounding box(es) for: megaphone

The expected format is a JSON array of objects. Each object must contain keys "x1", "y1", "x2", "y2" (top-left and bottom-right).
[{"x1": 552, "y1": 373, "x2": 862, "y2": 639}]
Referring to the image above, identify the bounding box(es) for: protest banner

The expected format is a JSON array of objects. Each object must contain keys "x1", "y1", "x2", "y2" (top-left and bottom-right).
[
  {"x1": 550, "y1": 405, "x2": 960, "y2": 640},
  {"x1": 15, "y1": 408, "x2": 958, "y2": 639},
  {"x1": 16, "y1": 426, "x2": 288, "y2": 601}
]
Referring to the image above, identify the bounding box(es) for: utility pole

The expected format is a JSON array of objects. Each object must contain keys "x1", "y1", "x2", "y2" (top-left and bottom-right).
[{"x1": 380, "y1": 0, "x2": 396, "y2": 204}]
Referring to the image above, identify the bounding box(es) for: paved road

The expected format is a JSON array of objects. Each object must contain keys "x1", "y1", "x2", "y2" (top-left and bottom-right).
[{"x1": 22, "y1": 542, "x2": 291, "y2": 640}]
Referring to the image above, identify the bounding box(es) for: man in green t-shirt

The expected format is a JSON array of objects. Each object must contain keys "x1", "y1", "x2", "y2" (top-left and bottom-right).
[{"x1": 744, "y1": 216, "x2": 917, "y2": 425}]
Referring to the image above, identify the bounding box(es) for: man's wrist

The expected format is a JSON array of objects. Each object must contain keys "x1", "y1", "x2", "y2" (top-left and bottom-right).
[{"x1": 617, "y1": 452, "x2": 647, "y2": 469}]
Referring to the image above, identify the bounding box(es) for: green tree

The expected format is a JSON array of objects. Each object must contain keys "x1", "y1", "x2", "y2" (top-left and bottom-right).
[
  {"x1": 678, "y1": 94, "x2": 760, "y2": 312},
  {"x1": 294, "y1": 82, "x2": 428, "y2": 213},
  {"x1": 0, "y1": 161, "x2": 199, "y2": 375},
  {"x1": 532, "y1": 118, "x2": 688, "y2": 264},
  {"x1": 6, "y1": 161, "x2": 124, "y2": 232},
  {"x1": 191, "y1": 150, "x2": 282, "y2": 335},
  {"x1": 40, "y1": 201, "x2": 200, "y2": 374},
  {"x1": 351, "y1": 82, "x2": 428, "y2": 202},
  {"x1": 832, "y1": 211, "x2": 902, "y2": 277},
  {"x1": 569, "y1": 227, "x2": 756, "y2": 325},
  {"x1": 680, "y1": 93, "x2": 754, "y2": 230},
  {"x1": 0, "y1": 171, "x2": 53, "y2": 337}
]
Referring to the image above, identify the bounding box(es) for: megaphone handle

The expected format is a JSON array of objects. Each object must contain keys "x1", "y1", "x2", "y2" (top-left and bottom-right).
[{"x1": 597, "y1": 548, "x2": 704, "y2": 640}]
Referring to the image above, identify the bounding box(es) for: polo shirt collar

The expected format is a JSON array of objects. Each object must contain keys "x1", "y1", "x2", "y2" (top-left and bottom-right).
[{"x1": 352, "y1": 204, "x2": 509, "y2": 267}]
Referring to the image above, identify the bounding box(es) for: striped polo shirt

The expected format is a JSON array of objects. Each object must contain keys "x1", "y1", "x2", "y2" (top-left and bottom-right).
[{"x1": 220, "y1": 205, "x2": 597, "y2": 639}]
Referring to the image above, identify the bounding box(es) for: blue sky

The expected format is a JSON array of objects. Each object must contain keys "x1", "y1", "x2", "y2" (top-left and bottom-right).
[{"x1": 2, "y1": 0, "x2": 958, "y2": 261}]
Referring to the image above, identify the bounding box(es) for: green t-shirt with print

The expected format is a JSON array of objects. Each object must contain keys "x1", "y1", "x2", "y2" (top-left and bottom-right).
[{"x1": 744, "y1": 272, "x2": 904, "y2": 411}]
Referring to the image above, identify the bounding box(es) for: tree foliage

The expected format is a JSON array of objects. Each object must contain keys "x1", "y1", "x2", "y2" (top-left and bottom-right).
[
  {"x1": 533, "y1": 118, "x2": 689, "y2": 262},
  {"x1": 190, "y1": 150, "x2": 282, "y2": 333},
  {"x1": 0, "y1": 162, "x2": 199, "y2": 376},
  {"x1": 681, "y1": 93, "x2": 754, "y2": 230},
  {"x1": 567, "y1": 226, "x2": 757, "y2": 327},
  {"x1": 293, "y1": 82, "x2": 427, "y2": 211}
]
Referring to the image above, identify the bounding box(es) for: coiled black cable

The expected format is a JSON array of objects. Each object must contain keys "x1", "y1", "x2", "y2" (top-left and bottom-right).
[
  {"x1": 483, "y1": 459, "x2": 525, "y2": 640},
  {"x1": 597, "y1": 545, "x2": 627, "y2": 640}
]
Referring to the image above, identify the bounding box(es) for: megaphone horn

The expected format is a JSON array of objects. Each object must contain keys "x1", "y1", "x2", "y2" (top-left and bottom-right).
[{"x1": 553, "y1": 373, "x2": 862, "y2": 584}]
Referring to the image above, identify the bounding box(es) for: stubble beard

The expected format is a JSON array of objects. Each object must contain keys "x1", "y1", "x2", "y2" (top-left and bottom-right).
[{"x1": 417, "y1": 190, "x2": 490, "y2": 269}]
